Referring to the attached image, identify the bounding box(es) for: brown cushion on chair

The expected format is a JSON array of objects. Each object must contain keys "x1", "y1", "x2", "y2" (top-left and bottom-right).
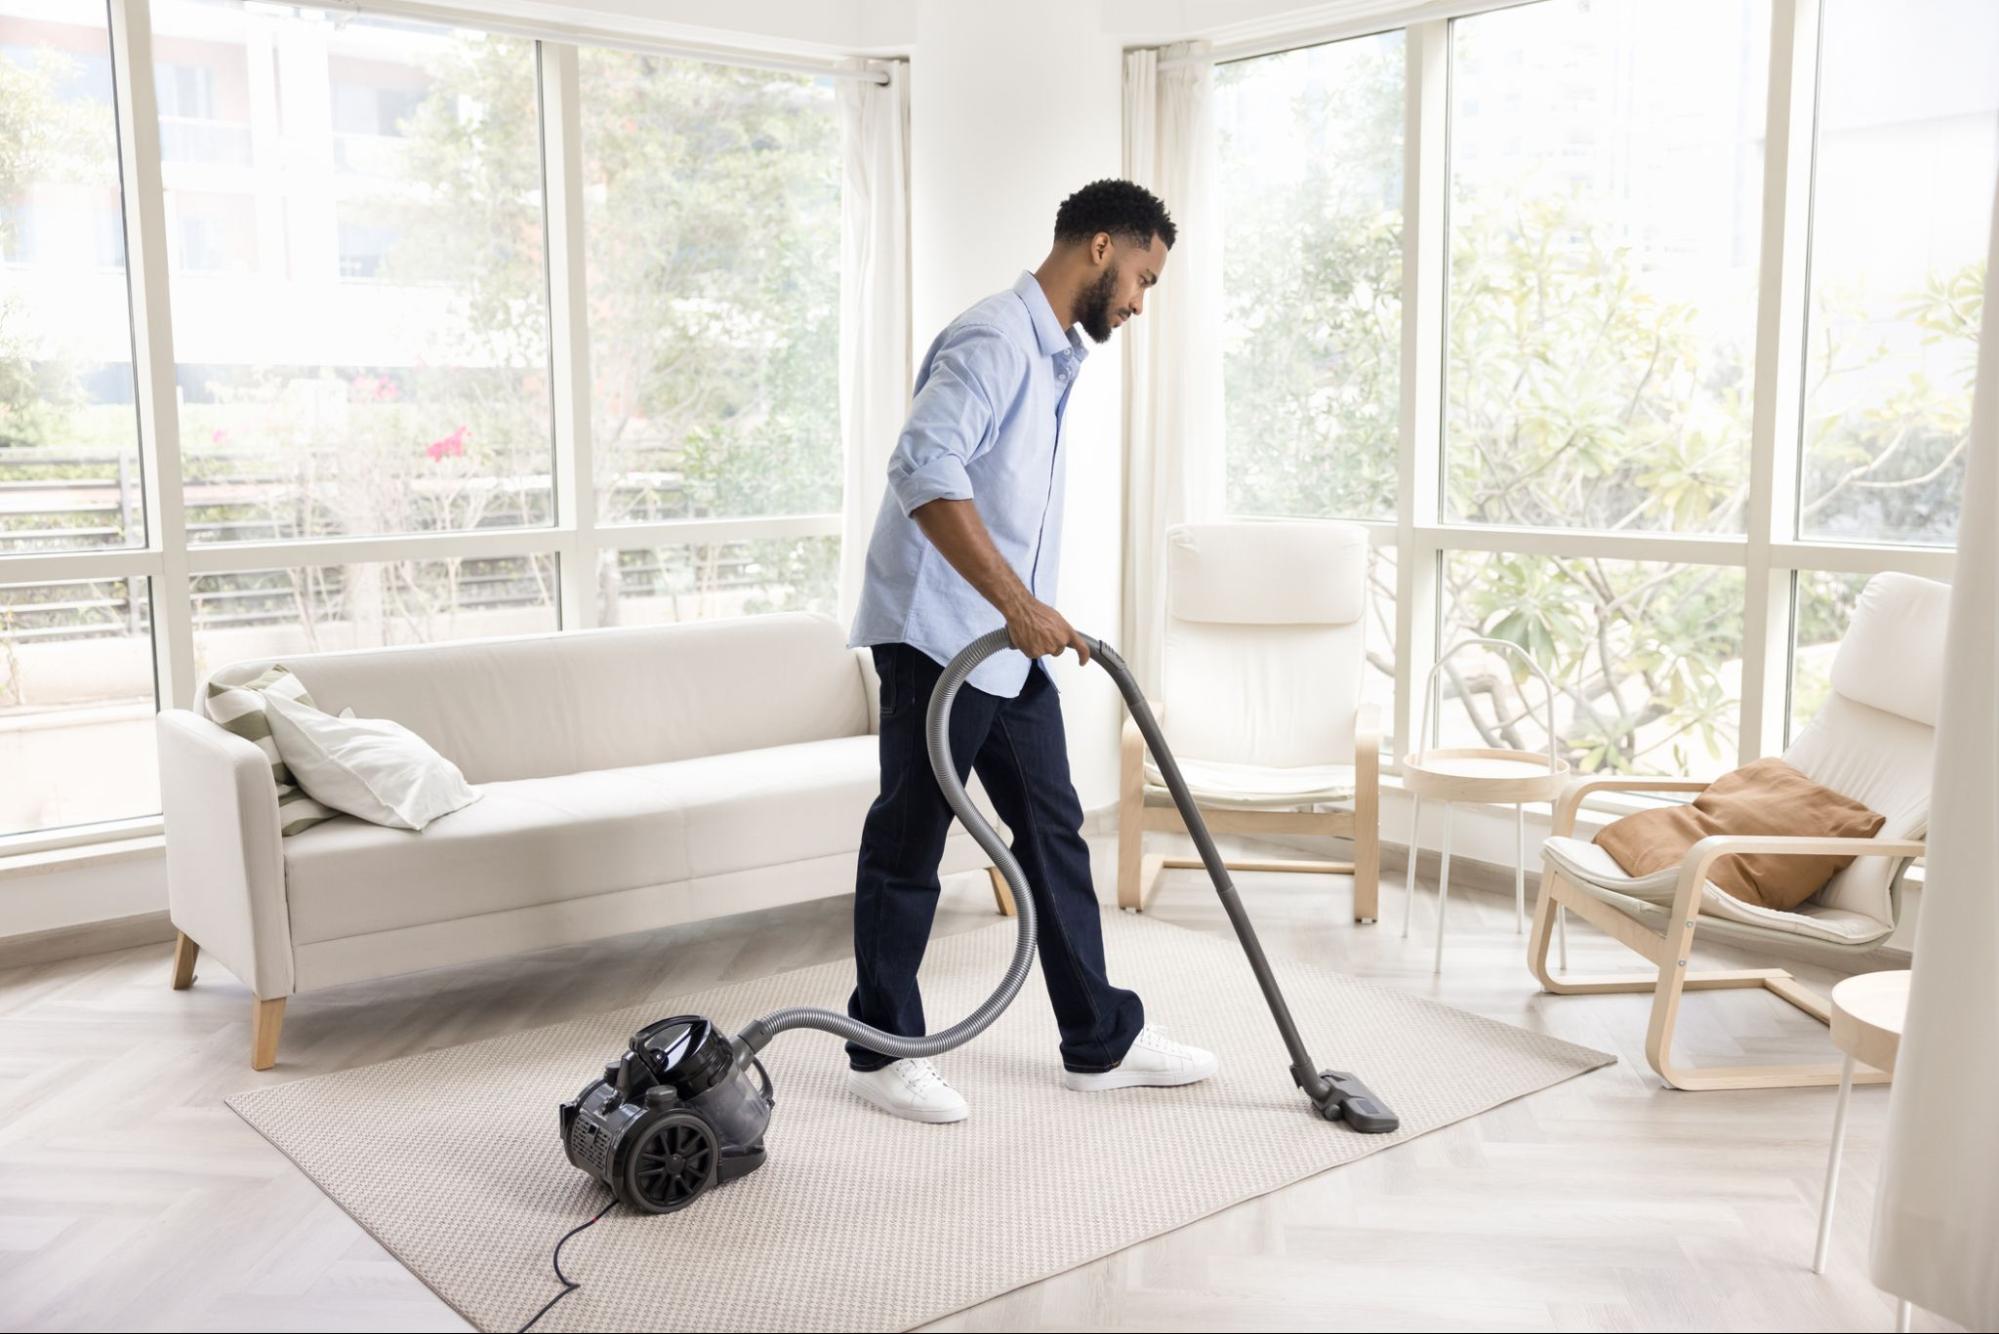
[{"x1": 1595, "y1": 757, "x2": 1886, "y2": 910}]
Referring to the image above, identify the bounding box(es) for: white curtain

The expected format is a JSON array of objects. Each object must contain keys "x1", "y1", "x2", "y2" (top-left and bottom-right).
[
  {"x1": 1869, "y1": 180, "x2": 1999, "y2": 1328},
  {"x1": 1121, "y1": 43, "x2": 1226, "y2": 697},
  {"x1": 836, "y1": 60, "x2": 912, "y2": 625}
]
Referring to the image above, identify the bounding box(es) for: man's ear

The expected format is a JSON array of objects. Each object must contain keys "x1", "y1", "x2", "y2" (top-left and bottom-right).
[{"x1": 1091, "y1": 232, "x2": 1112, "y2": 265}]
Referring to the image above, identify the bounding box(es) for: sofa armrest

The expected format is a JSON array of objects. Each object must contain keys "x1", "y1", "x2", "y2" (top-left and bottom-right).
[
  {"x1": 854, "y1": 647, "x2": 882, "y2": 734},
  {"x1": 157, "y1": 708, "x2": 294, "y2": 997}
]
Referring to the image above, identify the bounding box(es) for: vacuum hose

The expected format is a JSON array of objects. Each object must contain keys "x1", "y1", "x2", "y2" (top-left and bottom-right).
[
  {"x1": 732, "y1": 627, "x2": 1036, "y2": 1061},
  {"x1": 728, "y1": 627, "x2": 1401, "y2": 1134}
]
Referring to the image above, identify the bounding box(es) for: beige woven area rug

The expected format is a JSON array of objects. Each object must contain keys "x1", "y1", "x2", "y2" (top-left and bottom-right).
[{"x1": 229, "y1": 911, "x2": 1612, "y2": 1332}]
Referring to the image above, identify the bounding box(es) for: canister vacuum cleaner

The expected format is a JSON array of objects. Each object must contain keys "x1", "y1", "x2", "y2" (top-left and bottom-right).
[{"x1": 559, "y1": 628, "x2": 1398, "y2": 1216}]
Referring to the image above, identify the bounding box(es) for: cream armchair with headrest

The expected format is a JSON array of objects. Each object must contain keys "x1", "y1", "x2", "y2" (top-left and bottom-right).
[
  {"x1": 1117, "y1": 521, "x2": 1380, "y2": 920},
  {"x1": 1529, "y1": 571, "x2": 1943, "y2": 1090}
]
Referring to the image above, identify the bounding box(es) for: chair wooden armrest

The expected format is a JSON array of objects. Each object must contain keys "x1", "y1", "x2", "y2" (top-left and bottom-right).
[
  {"x1": 1667, "y1": 834, "x2": 1929, "y2": 919},
  {"x1": 1552, "y1": 775, "x2": 1709, "y2": 837},
  {"x1": 1354, "y1": 700, "x2": 1381, "y2": 756}
]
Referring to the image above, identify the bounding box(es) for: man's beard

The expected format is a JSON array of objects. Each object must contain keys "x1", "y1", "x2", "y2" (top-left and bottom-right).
[{"x1": 1077, "y1": 263, "x2": 1121, "y2": 344}]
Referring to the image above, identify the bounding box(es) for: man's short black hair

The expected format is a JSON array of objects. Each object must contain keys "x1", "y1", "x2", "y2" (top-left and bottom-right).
[{"x1": 1053, "y1": 178, "x2": 1176, "y2": 251}]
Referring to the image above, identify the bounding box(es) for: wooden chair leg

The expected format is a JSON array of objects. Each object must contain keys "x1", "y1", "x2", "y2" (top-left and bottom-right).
[
  {"x1": 1534, "y1": 862, "x2": 1886, "y2": 1091},
  {"x1": 1137, "y1": 853, "x2": 1167, "y2": 910},
  {"x1": 1526, "y1": 862, "x2": 1574, "y2": 991},
  {"x1": 251, "y1": 997, "x2": 286, "y2": 1071},
  {"x1": 171, "y1": 932, "x2": 199, "y2": 990},
  {"x1": 1353, "y1": 752, "x2": 1380, "y2": 924},
  {"x1": 987, "y1": 865, "x2": 1017, "y2": 917}
]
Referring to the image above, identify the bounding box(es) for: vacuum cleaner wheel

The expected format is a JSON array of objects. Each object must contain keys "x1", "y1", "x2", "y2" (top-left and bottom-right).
[{"x1": 622, "y1": 1111, "x2": 719, "y2": 1213}]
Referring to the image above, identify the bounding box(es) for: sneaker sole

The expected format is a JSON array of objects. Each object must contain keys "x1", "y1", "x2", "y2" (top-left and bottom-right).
[
  {"x1": 846, "y1": 1074, "x2": 969, "y2": 1123},
  {"x1": 1061, "y1": 1058, "x2": 1219, "y2": 1092}
]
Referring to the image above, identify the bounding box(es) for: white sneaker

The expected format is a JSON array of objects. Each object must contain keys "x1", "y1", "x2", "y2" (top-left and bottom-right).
[
  {"x1": 847, "y1": 1058, "x2": 969, "y2": 1123},
  {"x1": 1061, "y1": 1025, "x2": 1219, "y2": 1092}
]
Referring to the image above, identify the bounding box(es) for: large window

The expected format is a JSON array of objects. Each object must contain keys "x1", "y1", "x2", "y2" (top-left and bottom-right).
[
  {"x1": 1440, "y1": 554, "x2": 1745, "y2": 777},
  {"x1": 0, "y1": 2, "x2": 853, "y2": 844},
  {"x1": 578, "y1": 49, "x2": 839, "y2": 625},
  {"x1": 158, "y1": 0, "x2": 553, "y2": 546},
  {"x1": 1448, "y1": 0, "x2": 1767, "y2": 535},
  {"x1": 580, "y1": 50, "x2": 839, "y2": 529},
  {"x1": 1216, "y1": 30, "x2": 1403, "y2": 523},
  {"x1": 2, "y1": 1, "x2": 154, "y2": 836},
  {"x1": 0, "y1": 577, "x2": 157, "y2": 835},
  {"x1": 1799, "y1": 0, "x2": 1998, "y2": 546},
  {"x1": 1, "y1": 0, "x2": 144, "y2": 556},
  {"x1": 1219, "y1": 0, "x2": 1964, "y2": 781}
]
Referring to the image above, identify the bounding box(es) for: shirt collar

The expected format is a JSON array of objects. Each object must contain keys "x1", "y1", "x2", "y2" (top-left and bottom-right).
[{"x1": 1013, "y1": 271, "x2": 1089, "y2": 363}]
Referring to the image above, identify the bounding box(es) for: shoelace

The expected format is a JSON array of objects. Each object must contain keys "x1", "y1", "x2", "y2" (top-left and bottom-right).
[{"x1": 899, "y1": 1058, "x2": 946, "y2": 1092}]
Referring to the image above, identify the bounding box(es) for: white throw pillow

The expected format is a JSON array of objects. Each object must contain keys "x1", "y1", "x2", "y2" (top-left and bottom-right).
[{"x1": 260, "y1": 690, "x2": 482, "y2": 832}]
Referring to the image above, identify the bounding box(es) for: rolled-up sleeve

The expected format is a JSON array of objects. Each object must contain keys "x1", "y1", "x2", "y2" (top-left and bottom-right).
[{"x1": 885, "y1": 323, "x2": 1026, "y2": 518}]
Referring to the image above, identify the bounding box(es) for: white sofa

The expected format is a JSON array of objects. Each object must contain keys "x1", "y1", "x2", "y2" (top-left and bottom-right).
[{"x1": 157, "y1": 612, "x2": 1008, "y2": 1068}]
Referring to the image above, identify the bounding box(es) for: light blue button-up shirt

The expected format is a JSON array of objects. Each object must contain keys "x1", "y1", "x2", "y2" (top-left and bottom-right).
[{"x1": 850, "y1": 271, "x2": 1088, "y2": 698}]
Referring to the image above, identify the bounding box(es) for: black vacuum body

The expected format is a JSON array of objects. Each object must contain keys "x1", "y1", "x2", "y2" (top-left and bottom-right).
[{"x1": 560, "y1": 1015, "x2": 774, "y2": 1213}]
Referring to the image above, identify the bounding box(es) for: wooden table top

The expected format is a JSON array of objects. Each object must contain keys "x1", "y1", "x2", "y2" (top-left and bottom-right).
[{"x1": 1829, "y1": 969, "x2": 1910, "y2": 1075}]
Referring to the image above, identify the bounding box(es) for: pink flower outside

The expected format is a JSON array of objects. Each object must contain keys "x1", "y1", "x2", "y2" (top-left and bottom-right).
[{"x1": 426, "y1": 425, "x2": 469, "y2": 461}]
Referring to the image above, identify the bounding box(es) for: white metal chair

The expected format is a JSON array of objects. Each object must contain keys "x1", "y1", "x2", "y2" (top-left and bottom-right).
[
  {"x1": 1117, "y1": 521, "x2": 1380, "y2": 921},
  {"x1": 1528, "y1": 572, "x2": 1945, "y2": 1091}
]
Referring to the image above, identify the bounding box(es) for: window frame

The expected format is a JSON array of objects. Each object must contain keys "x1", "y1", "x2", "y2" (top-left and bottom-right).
[
  {"x1": 1216, "y1": 0, "x2": 1958, "y2": 777},
  {"x1": 0, "y1": 3, "x2": 844, "y2": 855}
]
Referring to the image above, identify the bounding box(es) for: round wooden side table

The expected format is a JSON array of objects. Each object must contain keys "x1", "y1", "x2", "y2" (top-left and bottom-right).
[
  {"x1": 1812, "y1": 968, "x2": 1914, "y2": 1331},
  {"x1": 1398, "y1": 639, "x2": 1568, "y2": 974}
]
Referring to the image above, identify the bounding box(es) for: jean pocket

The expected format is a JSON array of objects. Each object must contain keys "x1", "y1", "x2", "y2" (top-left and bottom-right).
[{"x1": 874, "y1": 646, "x2": 899, "y2": 718}]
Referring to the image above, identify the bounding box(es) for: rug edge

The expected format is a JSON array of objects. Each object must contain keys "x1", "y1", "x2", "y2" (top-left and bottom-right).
[{"x1": 896, "y1": 1046, "x2": 1616, "y2": 1331}]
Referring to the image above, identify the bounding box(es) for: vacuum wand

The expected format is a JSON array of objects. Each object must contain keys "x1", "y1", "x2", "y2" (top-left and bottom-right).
[
  {"x1": 729, "y1": 626, "x2": 1394, "y2": 1133},
  {"x1": 1087, "y1": 637, "x2": 1398, "y2": 1133}
]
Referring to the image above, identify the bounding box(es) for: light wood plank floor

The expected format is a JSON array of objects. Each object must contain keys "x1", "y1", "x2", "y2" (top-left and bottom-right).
[{"x1": 0, "y1": 834, "x2": 1950, "y2": 1332}]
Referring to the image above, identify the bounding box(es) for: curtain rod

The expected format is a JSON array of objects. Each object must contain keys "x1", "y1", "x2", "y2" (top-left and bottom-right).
[{"x1": 276, "y1": 0, "x2": 893, "y2": 84}]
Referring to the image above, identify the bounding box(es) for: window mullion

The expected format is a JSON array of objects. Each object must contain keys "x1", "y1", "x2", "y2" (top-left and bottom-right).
[
  {"x1": 1741, "y1": 0, "x2": 1823, "y2": 763},
  {"x1": 107, "y1": 0, "x2": 194, "y2": 711},
  {"x1": 1395, "y1": 19, "x2": 1450, "y2": 765},
  {"x1": 538, "y1": 41, "x2": 598, "y2": 632}
]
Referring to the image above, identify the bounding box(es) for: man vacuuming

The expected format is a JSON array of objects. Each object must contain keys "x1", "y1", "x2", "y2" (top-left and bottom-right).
[{"x1": 846, "y1": 178, "x2": 1218, "y2": 1122}]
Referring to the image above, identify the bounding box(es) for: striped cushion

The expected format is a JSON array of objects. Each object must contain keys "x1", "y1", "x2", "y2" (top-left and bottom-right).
[{"x1": 204, "y1": 664, "x2": 340, "y2": 837}]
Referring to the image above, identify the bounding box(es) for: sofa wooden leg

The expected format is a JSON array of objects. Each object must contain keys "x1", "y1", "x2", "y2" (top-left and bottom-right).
[
  {"x1": 988, "y1": 865, "x2": 1017, "y2": 917},
  {"x1": 251, "y1": 997, "x2": 287, "y2": 1071},
  {"x1": 171, "y1": 932, "x2": 199, "y2": 990}
]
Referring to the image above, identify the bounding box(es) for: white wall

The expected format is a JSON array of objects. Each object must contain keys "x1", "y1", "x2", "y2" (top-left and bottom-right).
[{"x1": 906, "y1": 0, "x2": 1131, "y2": 809}]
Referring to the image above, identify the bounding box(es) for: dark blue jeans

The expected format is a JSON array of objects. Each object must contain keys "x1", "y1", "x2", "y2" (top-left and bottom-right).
[{"x1": 847, "y1": 642, "x2": 1144, "y2": 1073}]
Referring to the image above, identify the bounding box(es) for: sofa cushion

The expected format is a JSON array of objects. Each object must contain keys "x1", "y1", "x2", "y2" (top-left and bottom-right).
[
  {"x1": 204, "y1": 663, "x2": 340, "y2": 836},
  {"x1": 655, "y1": 738, "x2": 889, "y2": 881},
  {"x1": 283, "y1": 735, "x2": 1007, "y2": 945},
  {"x1": 207, "y1": 612, "x2": 870, "y2": 785},
  {"x1": 284, "y1": 761, "x2": 698, "y2": 946}
]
